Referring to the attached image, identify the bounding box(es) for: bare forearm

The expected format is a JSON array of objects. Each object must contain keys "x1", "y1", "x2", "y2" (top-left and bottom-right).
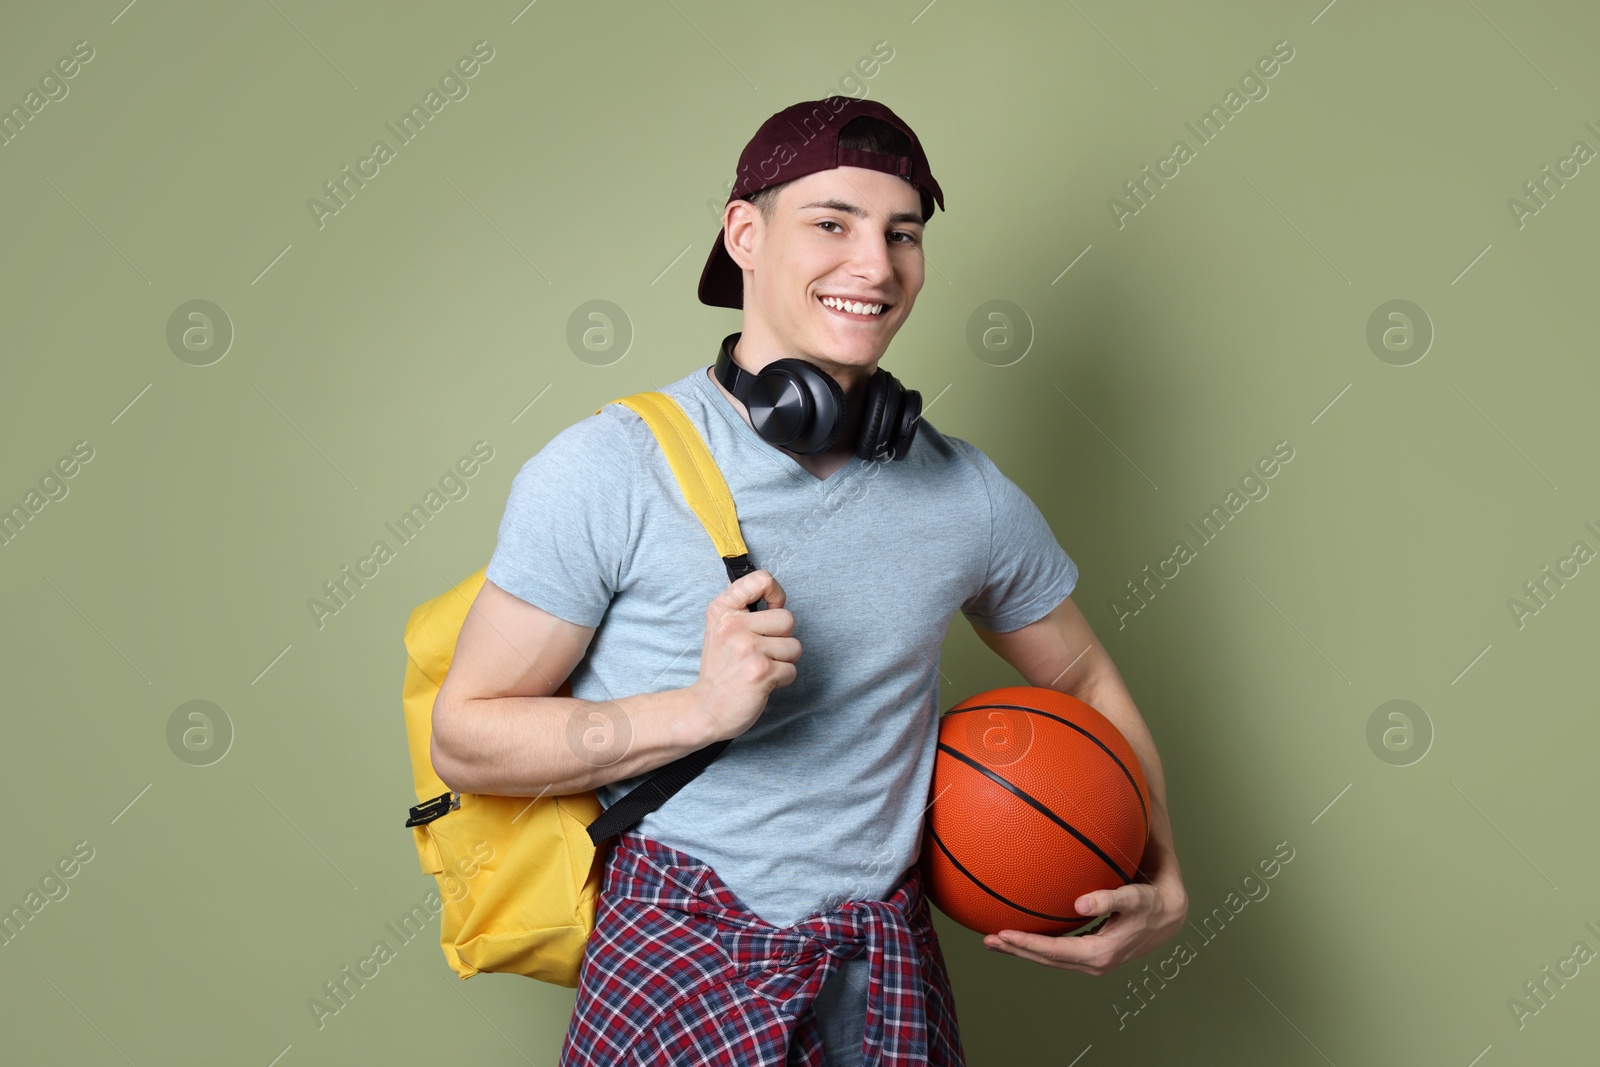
[
  {"x1": 1068, "y1": 659, "x2": 1182, "y2": 885},
  {"x1": 432, "y1": 686, "x2": 710, "y2": 797}
]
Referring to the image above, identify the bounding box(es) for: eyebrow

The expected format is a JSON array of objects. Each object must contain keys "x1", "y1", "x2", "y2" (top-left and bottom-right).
[{"x1": 796, "y1": 198, "x2": 924, "y2": 226}]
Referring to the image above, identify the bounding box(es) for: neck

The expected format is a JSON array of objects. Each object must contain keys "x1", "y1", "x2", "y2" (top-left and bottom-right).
[{"x1": 733, "y1": 321, "x2": 878, "y2": 396}]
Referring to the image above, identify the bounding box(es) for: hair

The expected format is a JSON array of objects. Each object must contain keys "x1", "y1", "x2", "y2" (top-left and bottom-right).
[{"x1": 744, "y1": 115, "x2": 917, "y2": 223}]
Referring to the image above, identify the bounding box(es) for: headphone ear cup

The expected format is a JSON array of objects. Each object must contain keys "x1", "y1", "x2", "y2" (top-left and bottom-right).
[
  {"x1": 860, "y1": 369, "x2": 922, "y2": 461},
  {"x1": 800, "y1": 363, "x2": 846, "y2": 453},
  {"x1": 856, "y1": 372, "x2": 894, "y2": 460},
  {"x1": 752, "y1": 358, "x2": 844, "y2": 454},
  {"x1": 891, "y1": 387, "x2": 922, "y2": 460}
]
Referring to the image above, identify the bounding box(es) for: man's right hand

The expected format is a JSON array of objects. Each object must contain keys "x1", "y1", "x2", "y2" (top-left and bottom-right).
[{"x1": 690, "y1": 569, "x2": 801, "y2": 743}]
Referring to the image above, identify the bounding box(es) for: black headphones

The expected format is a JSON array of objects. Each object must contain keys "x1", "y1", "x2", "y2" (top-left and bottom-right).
[{"x1": 712, "y1": 332, "x2": 922, "y2": 461}]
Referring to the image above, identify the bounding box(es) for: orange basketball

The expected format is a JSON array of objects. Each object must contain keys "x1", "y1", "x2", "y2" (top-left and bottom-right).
[{"x1": 920, "y1": 685, "x2": 1150, "y2": 936}]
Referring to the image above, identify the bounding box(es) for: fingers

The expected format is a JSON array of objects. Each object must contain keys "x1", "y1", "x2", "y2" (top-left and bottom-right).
[
  {"x1": 758, "y1": 635, "x2": 803, "y2": 663},
  {"x1": 753, "y1": 569, "x2": 784, "y2": 610},
  {"x1": 983, "y1": 884, "x2": 1167, "y2": 974},
  {"x1": 986, "y1": 930, "x2": 1085, "y2": 969},
  {"x1": 705, "y1": 569, "x2": 801, "y2": 674},
  {"x1": 716, "y1": 601, "x2": 794, "y2": 640},
  {"x1": 712, "y1": 572, "x2": 793, "y2": 633},
  {"x1": 1077, "y1": 890, "x2": 1110, "y2": 916},
  {"x1": 985, "y1": 926, "x2": 1121, "y2": 974},
  {"x1": 769, "y1": 658, "x2": 799, "y2": 688},
  {"x1": 1081, "y1": 883, "x2": 1144, "y2": 916},
  {"x1": 719, "y1": 567, "x2": 784, "y2": 611}
]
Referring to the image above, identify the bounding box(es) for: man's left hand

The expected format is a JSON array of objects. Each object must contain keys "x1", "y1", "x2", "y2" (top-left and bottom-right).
[{"x1": 981, "y1": 868, "x2": 1188, "y2": 976}]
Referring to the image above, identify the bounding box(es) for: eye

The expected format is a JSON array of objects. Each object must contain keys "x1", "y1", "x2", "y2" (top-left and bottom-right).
[
  {"x1": 891, "y1": 230, "x2": 922, "y2": 245},
  {"x1": 816, "y1": 220, "x2": 844, "y2": 233}
]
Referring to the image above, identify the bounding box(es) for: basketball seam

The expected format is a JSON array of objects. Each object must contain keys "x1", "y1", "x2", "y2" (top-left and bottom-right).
[
  {"x1": 942, "y1": 702, "x2": 1150, "y2": 845},
  {"x1": 927, "y1": 827, "x2": 1085, "y2": 926},
  {"x1": 936, "y1": 741, "x2": 1135, "y2": 884}
]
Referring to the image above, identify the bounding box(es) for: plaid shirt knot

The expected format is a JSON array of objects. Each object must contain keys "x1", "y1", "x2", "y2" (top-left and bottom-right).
[
  {"x1": 695, "y1": 888, "x2": 930, "y2": 1065},
  {"x1": 561, "y1": 829, "x2": 965, "y2": 1066}
]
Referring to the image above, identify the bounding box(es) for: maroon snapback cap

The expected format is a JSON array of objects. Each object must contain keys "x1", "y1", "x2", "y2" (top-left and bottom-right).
[{"x1": 697, "y1": 96, "x2": 945, "y2": 310}]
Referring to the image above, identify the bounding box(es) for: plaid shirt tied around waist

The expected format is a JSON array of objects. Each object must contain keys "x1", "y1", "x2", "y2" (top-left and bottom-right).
[{"x1": 560, "y1": 829, "x2": 966, "y2": 1066}]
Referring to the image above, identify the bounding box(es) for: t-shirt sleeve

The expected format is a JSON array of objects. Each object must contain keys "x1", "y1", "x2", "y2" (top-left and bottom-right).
[
  {"x1": 483, "y1": 409, "x2": 637, "y2": 629},
  {"x1": 956, "y1": 438, "x2": 1079, "y2": 633}
]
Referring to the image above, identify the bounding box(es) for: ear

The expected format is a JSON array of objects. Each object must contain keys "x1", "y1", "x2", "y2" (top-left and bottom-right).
[{"x1": 722, "y1": 199, "x2": 761, "y2": 272}]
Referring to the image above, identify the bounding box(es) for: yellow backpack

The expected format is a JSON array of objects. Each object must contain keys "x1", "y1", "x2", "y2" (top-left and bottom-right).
[{"x1": 399, "y1": 390, "x2": 758, "y2": 984}]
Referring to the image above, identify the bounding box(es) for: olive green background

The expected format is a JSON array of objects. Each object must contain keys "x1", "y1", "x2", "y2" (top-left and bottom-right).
[{"x1": 3, "y1": 0, "x2": 1597, "y2": 1063}]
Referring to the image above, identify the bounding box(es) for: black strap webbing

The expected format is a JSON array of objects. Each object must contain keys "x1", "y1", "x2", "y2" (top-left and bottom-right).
[
  {"x1": 584, "y1": 737, "x2": 732, "y2": 845},
  {"x1": 584, "y1": 554, "x2": 764, "y2": 846}
]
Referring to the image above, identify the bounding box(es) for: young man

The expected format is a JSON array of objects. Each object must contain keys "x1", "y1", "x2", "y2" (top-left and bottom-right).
[{"x1": 431, "y1": 97, "x2": 1188, "y2": 1066}]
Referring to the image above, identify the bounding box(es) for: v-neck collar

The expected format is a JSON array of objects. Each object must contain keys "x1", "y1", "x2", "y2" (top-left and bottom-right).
[{"x1": 689, "y1": 341, "x2": 866, "y2": 496}]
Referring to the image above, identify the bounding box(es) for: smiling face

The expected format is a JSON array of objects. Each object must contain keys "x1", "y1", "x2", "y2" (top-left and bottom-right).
[{"x1": 721, "y1": 165, "x2": 927, "y2": 383}]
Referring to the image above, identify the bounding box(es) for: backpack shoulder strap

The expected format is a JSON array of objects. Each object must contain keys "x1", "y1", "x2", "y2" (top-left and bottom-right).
[
  {"x1": 583, "y1": 390, "x2": 755, "y2": 845},
  {"x1": 595, "y1": 391, "x2": 757, "y2": 586}
]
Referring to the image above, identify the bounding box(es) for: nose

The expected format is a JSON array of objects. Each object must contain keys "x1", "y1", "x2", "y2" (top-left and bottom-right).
[{"x1": 846, "y1": 230, "x2": 896, "y2": 289}]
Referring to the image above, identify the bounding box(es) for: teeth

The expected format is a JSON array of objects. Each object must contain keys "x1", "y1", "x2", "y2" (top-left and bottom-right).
[{"x1": 821, "y1": 296, "x2": 883, "y2": 316}]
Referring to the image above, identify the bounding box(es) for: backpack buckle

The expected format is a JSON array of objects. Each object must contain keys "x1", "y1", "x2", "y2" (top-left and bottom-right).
[
  {"x1": 722, "y1": 553, "x2": 757, "y2": 584},
  {"x1": 405, "y1": 790, "x2": 460, "y2": 827}
]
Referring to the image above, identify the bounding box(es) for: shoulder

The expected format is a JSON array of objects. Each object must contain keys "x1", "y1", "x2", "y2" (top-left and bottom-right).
[
  {"x1": 508, "y1": 402, "x2": 640, "y2": 486},
  {"x1": 584, "y1": 370, "x2": 722, "y2": 467},
  {"x1": 914, "y1": 419, "x2": 988, "y2": 476},
  {"x1": 928, "y1": 432, "x2": 1051, "y2": 524},
  {"x1": 515, "y1": 367, "x2": 717, "y2": 474},
  {"x1": 927, "y1": 428, "x2": 1024, "y2": 486}
]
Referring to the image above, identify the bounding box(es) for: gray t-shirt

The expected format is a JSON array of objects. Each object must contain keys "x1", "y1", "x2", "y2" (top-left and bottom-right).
[{"x1": 485, "y1": 359, "x2": 1076, "y2": 1037}]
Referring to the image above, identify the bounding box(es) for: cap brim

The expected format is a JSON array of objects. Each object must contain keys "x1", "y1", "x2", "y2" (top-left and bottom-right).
[{"x1": 697, "y1": 224, "x2": 743, "y2": 309}]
